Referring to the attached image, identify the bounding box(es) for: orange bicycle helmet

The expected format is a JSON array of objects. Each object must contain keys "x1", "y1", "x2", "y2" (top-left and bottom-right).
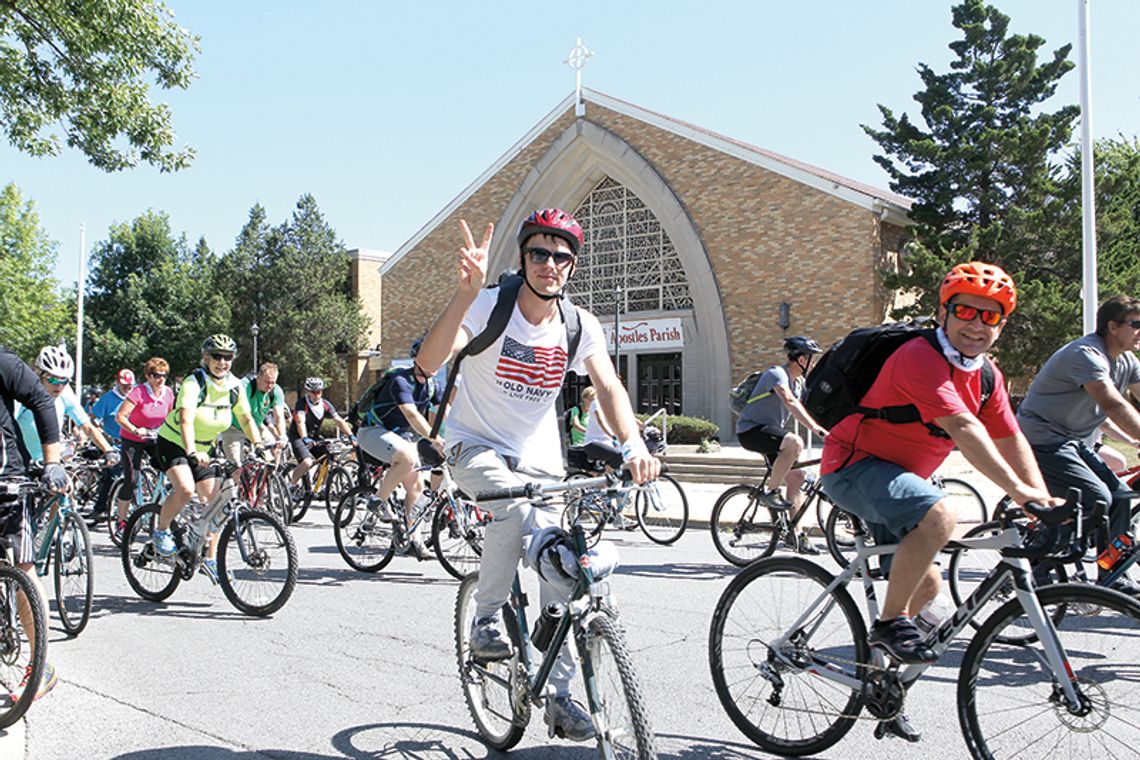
[{"x1": 939, "y1": 261, "x2": 1017, "y2": 316}]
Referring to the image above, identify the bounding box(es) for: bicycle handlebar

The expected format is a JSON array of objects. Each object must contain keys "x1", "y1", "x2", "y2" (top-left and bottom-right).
[
  {"x1": 1000, "y1": 488, "x2": 1103, "y2": 560},
  {"x1": 475, "y1": 470, "x2": 631, "y2": 503}
]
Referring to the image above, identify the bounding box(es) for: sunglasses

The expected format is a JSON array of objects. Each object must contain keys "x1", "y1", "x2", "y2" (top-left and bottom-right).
[
  {"x1": 948, "y1": 302, "x2": 1004, "y2": 327},
  {"x1": 1117, "y1": 320, "x2": 1140, "y2": 329},
  {"x1": 524, "y1": 246, "x2": 575, "y2": 268},
  {"x1": 45, "y1": 376, "x2": 70, "y2": 386},
  {"x1": 209, "y1": 353, "x2": 234, "y2": 362},
  {"x1": 149, "y1": 372, "x2": 168, "y2": 379}
]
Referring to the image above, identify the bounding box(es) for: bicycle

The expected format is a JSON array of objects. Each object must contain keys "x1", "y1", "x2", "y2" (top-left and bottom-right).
[
  {"x1": 333, "y1": 464, "x2": 487, "y2": 579},
  {"x1": 288, "y1": 437, "x2": 355, "y2": 522},
  {"x1": 0, "y1": 479, "x2": 50, "y2": 727},
  {"x1": 29, "y1": 485, "x2": 93, "y2": 636},
  {"x1": 121, "y1": 456, "x2": 298, "y2": 616},
  {"x1": 708, "y1": 491, "x2": 1140, "y2": 758},
  {"x1": 231, "y1": 453, "x2": 292, "y2": 528},
  {"x1": 107, "y1": 455, "x2": 169, "y2": 548},
  {"x1": 565, "y1": 444, "x2": 688, "y2": 546},
  {"x1": 455, "y1": 461, "x2": 658, "y2": 758}
]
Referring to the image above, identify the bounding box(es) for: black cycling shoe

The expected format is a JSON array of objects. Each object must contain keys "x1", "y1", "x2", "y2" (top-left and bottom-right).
[
  {"x1": 874, "y1": 713, "x2": 922, "y2": 742},
  {"x1": 868, "y1": 616, "x2": 938, "y2": 664},
  {"x1": 1103, "y1": 576, "x2": 1140, "y2": 596}
]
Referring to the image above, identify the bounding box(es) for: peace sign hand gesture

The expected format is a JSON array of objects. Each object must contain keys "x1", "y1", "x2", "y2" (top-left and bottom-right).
[{"x1": 457, "y1": 219, "x2": 493, "y2": 298}]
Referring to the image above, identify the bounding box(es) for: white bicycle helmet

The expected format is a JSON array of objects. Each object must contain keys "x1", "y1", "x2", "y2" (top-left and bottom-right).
[
  {"x1": 304, "y1": 376, "x2": 325, "y2": 392},
  {"x1": 36, "y1": 345, "x2": 75, "y2": 379}
]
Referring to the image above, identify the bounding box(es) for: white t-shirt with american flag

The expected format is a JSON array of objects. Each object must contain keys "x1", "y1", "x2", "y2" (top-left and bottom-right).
[{"x1": 447, "y1": 287, "x2": 606, "y2": 475}]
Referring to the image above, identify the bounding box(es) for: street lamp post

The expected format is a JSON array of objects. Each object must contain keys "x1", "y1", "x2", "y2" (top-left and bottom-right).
[{"x1": 251, "y1": 323, "x2": 260, "y2": 374}]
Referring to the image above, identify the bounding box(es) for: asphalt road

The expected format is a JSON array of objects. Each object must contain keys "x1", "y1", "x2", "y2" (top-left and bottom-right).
[{"x1": 9, "y1": 489, "x2": 1011, "y2": 759}]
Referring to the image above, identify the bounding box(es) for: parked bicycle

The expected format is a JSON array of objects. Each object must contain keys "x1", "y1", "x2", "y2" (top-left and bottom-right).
[
  {"x1": 565, "y1": 443, "x2": 688, "y2": 546},
  {"x1": 0, "y1": 479, "x2": 50, "y2": 727},
  {"x1": 121, "y1": 456, "x2": 298, "y2": 616},
  {"x1": 455, "y1": 455, "x2": 658, "y2": 758},
  {"x1": 708, "y1": 491, "x2": 1140, "y2": 758}
]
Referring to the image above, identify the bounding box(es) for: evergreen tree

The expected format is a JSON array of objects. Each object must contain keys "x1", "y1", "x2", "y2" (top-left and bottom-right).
[
  {"x1": 0, "y1": 182, "x2": 72, "y2": 360},
  {"x1": 863, "y1": 0, "x2": 1078, "y2": 376}
]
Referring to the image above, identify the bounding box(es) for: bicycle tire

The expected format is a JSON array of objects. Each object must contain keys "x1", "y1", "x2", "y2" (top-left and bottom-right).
[
  {"x1": 121, "y1": 503, "x2": 181, "y2": 602},
  {"x1": 824, "y1": 506, "x2": 864, "y2": 569},
  {"x1": 291, "y1": 471, "x2": 312, "y2": 522},
  {"x1": 267, "y1": 471, "x2": 293, "y2": 526},
  {"x1": 709, "y1": 556, "x2": 868, "y2": 756},
  {"x1": 710, "y1": 485, "x2": 778, "y2": 566},
  {"x1": 431, "y1": 497, "x2": 483, "y2": 581},
  {"x1": 0, "y1": 566, "x2": 47, "y2": 729},
  {"x1": 53, "y1": 512, "x2": 94, "y2": 636},
  {"x1": 454, "y1": 572, "x2": 527, "y2": 750},
  {"x1": 946, "y1": 520, "x2": 1069, "y2": 645},
  {"x1": 324, "y1": 465, "x2": 355, "y2": 522},
  {"x1": 217, "y1": 509, "x2": 298, "y2": 616},
  {"x1": 561, "y1": 496, "x2": 606, "y2": 548},
  {"x1": 937, "y1": 476, "x2": 988, "y2": 530},
  {"x1": 958, "y1": 583, "x2": 1140, "y2": 759},
  {"x1": 583, "y1": 611, "x2": 659, "y2": 759},
  {"x1": 333, "y1": 485, "x2": 395, "y2": 572},
  {"x1": 808, "y1": 481, "x2": 836, "y2": 538},
  {"x1": 635, "y1": 474, "x2": 688, "y2": 545}
]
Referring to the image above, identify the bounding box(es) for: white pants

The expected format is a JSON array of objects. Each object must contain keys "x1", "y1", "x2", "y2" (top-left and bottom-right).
[{"x1": 448, "y1": 442, "x2": 577, "y2": 696}]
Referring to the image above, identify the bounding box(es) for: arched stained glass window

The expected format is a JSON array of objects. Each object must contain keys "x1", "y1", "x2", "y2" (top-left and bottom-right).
[{"x1": 567, "y1": 177, "x2": 692, "y2": 314}]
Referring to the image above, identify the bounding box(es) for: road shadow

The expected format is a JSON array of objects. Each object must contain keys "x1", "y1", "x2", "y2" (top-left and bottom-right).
[
  {"x1": 79, "y1": 593, "x2": 254, "y2": 622},
  {"x1": 295, "y1": 566, "x2": 456, "y2": 588},
  {"x1": 616, "y1": 562, "x2": 738, "y2": 581},
  {"x1": 331, "y1": 721, "x2": 595, "y2": 759},
  {"x1": 114, "y1": 748, "x2": 338, "y2": 760}
]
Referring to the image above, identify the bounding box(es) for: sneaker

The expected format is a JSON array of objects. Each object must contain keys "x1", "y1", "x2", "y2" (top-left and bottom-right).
[
  {"x1": 1103, "y1": 576, "x2": 1140, "y2": 596},
  {"x1": 409, "y1": 534, "x2": 429, "y2": 562},
  {"x1": 11, "y1": 662, "x2": 58, "y2": 703},
  {"x1": 874, "y1": 713, "x2": 922, "y2": 742},
  {"x1": 470, "y1": 616, "x2": 513, "y2": 661},
  {"x1": 545, "y1": 695, "x2": 597, "y2": 742},
  {"x1": 200, "y1": 558, "x2": 221, "y2": 585},
  {"x1": 113, "y1": 519, "x2": 128, "y2": 541},
  {"x1": 151, "y1": 528, "x2": 177, "y2": 556},
  {"x1": 368, "y1": 497, "x2": 396, "y2": 522},
  {"x1": 762, "y1": 489, "x2": 792, "y2": 509},
  {"x1": 868, "y1": 616, "x2": 938, "y2": 664},
  {"x1": 795, "y1": 531, "x2": 822, "y2": 555}
]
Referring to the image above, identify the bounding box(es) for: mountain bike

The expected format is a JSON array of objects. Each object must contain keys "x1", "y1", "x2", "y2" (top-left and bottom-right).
[
  {"x1": 108, "y1": 456, "x2": 169, "y2": 547},
  {"x1": 288, "y1": 437, "x2": 355, "y2": 522},
  {"x1": 30, "y1": 488, "x2": 93, "y2": 635},
  {"x1": 0, "y1": 479, "x2": 49, "y2": 728},
  {"x1": 121, "y1": 457, "x2": 298, "y2": 616},
  {"x1": 565, "y1": 444, "x2": 688, "y2": 546},
  {"x1": 455, "y1": 460, "x2": 658, "y2": 758},
  {"x1": 708, "y1": 492, "x2": 1140, "y2": 758}
]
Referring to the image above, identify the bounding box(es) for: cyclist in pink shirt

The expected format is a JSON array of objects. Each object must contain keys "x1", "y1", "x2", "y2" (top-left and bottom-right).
[{"x1": 113, "y1": 357, "x2": 174, "y2": 538}]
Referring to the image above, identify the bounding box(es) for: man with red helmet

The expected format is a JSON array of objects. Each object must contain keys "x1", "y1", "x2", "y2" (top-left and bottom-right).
[
  {"x1": 417, "y1": 208, "x2": 659, "y2": 743},
  {"x1": 819, "y1": 261, "x2": 1056, "y2": 741},
  {"x1": 1017, "y1": 295, "x2": 1140, "y2": 595}
]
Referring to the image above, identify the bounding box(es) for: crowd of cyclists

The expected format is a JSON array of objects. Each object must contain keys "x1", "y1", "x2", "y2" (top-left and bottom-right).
[{"x1": 0, "y1": 203, "x2": 1138, "y2": 757}]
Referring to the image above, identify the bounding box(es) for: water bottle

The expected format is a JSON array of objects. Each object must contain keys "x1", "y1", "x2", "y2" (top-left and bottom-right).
[
  {"x1": 915, "y1": 591, "x2": 954, "y2": 634},
  {"x1": 531, "y1": 603, "x2": 565, "y2": 652},
  {"x1": 1096, "y1": 533, "x2": 1134, "y2": 572}
]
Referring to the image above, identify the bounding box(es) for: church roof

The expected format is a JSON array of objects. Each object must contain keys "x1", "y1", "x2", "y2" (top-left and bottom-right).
[{"x1": 383, "y1": 89, "x2": 912, "y2": 275}]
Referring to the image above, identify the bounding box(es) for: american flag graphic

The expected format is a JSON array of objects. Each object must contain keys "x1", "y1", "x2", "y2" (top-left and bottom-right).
[{"x1": 495, "y1": 336, "x2": 567, "y2": 389}]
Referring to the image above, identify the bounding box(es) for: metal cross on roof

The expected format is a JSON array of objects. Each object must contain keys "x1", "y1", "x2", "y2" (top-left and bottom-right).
[{"x1": 565, "y1": 38, "x2": 594, "y2": 117}]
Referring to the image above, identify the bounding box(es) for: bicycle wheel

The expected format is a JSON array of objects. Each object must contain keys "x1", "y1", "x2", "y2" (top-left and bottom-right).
[
  {"x1": 454, "y1": 572, "x2": 527, "y2": 750},
  {"x1": 824, "y1": 507, "x2": 864, "y2": 569},
  {"x1": 324, "y1": 465, "x2": 355, "y2": 522},
  {"x1": 217, "y1": 509, "x2": 298, "y2": 616},
  {"x1": 0, "y1": 566, "x2": 47, "y2": 728},
  {"x1": 121, "y1": 503, "x2": 181, "y2": 602},
  {"x1": 635, "y1": 474, "x2": 688, "y2": 545},
  {"x1": 709, "y1": 556, "x2": 868, "y2": 755},
  {"x1": 946, "y1": 521, "x2": 1070, "y2": 645},
  {"x1": 710, "y1": 485, "x2": 778, "y2": 566},
  {"x1": 937, "y1": 476, "x2": 988, "y2": 531},
  {"x1": 583, "y1": 611, "x2": 659, "y2": 759},
  {"x1": 333, "y1": 485, "x2": 395, "y2": 572},
  {"x1": 561, "y1": 496, "x2": 606, "y2": 548},
  {"x1": 959, "y1": 584, "x2": 1140, "y2": 759},
  {"x1": 53, "y1": 512, "x2": 94, "y2": 636},
  {"x1": 266, "y1": 471, "x2": 293, "y2": 527},
  {"x1": 290, "y1": 470, "x2": 312, "y2": 522},
  {"x1": 431, "y1": 497, "x2": 483, "y2": 580}
]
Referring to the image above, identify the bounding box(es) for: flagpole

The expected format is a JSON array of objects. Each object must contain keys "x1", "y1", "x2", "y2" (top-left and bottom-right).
[
  {"x1": 76, "y1": 224, "x2": 86, "y2": 394},
  {"x1": 1078, "y1": 0, "x2": 1098, "y2": 333}
]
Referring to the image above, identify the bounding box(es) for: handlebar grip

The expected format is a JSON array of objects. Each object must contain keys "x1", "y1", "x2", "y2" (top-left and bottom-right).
[{"x1": 474, "y1": 485, "x2": 535, "y2": 503}]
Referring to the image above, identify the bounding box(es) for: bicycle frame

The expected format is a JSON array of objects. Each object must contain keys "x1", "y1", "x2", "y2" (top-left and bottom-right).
[
  {"x1": 769, "y1": 526, "x2": 1084, "y2": 709},
  {"x1": 31, "y1": 493, "x2": 71, "y2": 577}
]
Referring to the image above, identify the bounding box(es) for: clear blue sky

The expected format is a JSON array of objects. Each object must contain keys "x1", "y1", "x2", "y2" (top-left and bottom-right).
[{"x1": 4, "y1": 0, "x2": 1138, "y2": 288}]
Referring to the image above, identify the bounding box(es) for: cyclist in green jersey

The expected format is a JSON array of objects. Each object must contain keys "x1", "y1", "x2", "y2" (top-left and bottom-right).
[
  {"x1": 218, "y1": 362, "x2": 288, "y2": 463},
  {"x1": 151, "y1": 335, "x2": 265, "y2": 579}
]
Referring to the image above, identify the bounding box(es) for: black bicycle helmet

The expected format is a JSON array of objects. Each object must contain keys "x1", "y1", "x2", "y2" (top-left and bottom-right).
[{"x1": 783, "y1": 336, "x2": 822, "y2": 360}]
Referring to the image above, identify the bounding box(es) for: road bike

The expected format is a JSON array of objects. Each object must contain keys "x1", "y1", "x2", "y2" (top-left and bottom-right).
[
  {"x1": 0, "y1": 479, "x2": 50, "y2": 728},
  {"x1": 565, "y1": 444, "x2": 688, "y2": 546},
  {"x1": 121, "y1": 457, "x2": 298, "y2": 616},
  {"x1": 334, "y1": 464, "x2": 487, "y2": 579},
  {"x1": 708, "y1": 492, "x2": 1140, "y2": 758},
  {"x1": 455, "y1": 451, "x2": 658, "y2": 758},
  {"x1": 30, "y1": 487, "x2": 93, "y2": 635}
]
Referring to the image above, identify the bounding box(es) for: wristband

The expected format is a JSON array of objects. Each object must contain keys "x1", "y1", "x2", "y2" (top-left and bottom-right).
[{"x1": 619, "y1": 437, "x2": 650, "y2": 462}]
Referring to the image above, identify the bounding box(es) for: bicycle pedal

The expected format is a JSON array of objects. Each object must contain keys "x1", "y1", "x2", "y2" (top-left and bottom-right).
[{"x1": 874, "y1": 716, "x2": 921, "y2": 743}]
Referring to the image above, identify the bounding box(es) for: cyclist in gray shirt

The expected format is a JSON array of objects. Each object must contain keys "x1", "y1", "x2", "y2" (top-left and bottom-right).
[{"x1": 1017, "y1": 295, "x2": 1140, "y2": 594}]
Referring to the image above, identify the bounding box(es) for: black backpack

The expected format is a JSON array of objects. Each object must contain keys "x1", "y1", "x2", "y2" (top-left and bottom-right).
[
  {"x1": 421, "y1": 272, "x2": 582, "y2": 463},
  {"x1": 802, "y1": 323, "x2": 994, "y2": 437},
  {"x1": 348, "y1": 367, "x2": 437, "y2": 431}
]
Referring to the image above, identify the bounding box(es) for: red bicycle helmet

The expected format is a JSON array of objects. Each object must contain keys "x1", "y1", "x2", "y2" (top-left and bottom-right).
[
  {"x1": 516, "y1": 208, "x2": 584, "y2": 256},
  {"x1": 940, "y1": 261, "x2": 1017, "y2": 316}
]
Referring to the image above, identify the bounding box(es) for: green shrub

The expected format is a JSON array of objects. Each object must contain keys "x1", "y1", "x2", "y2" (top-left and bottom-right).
[{"x1": 637, "y1": 413, "x2": 719, "y2": 445}]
